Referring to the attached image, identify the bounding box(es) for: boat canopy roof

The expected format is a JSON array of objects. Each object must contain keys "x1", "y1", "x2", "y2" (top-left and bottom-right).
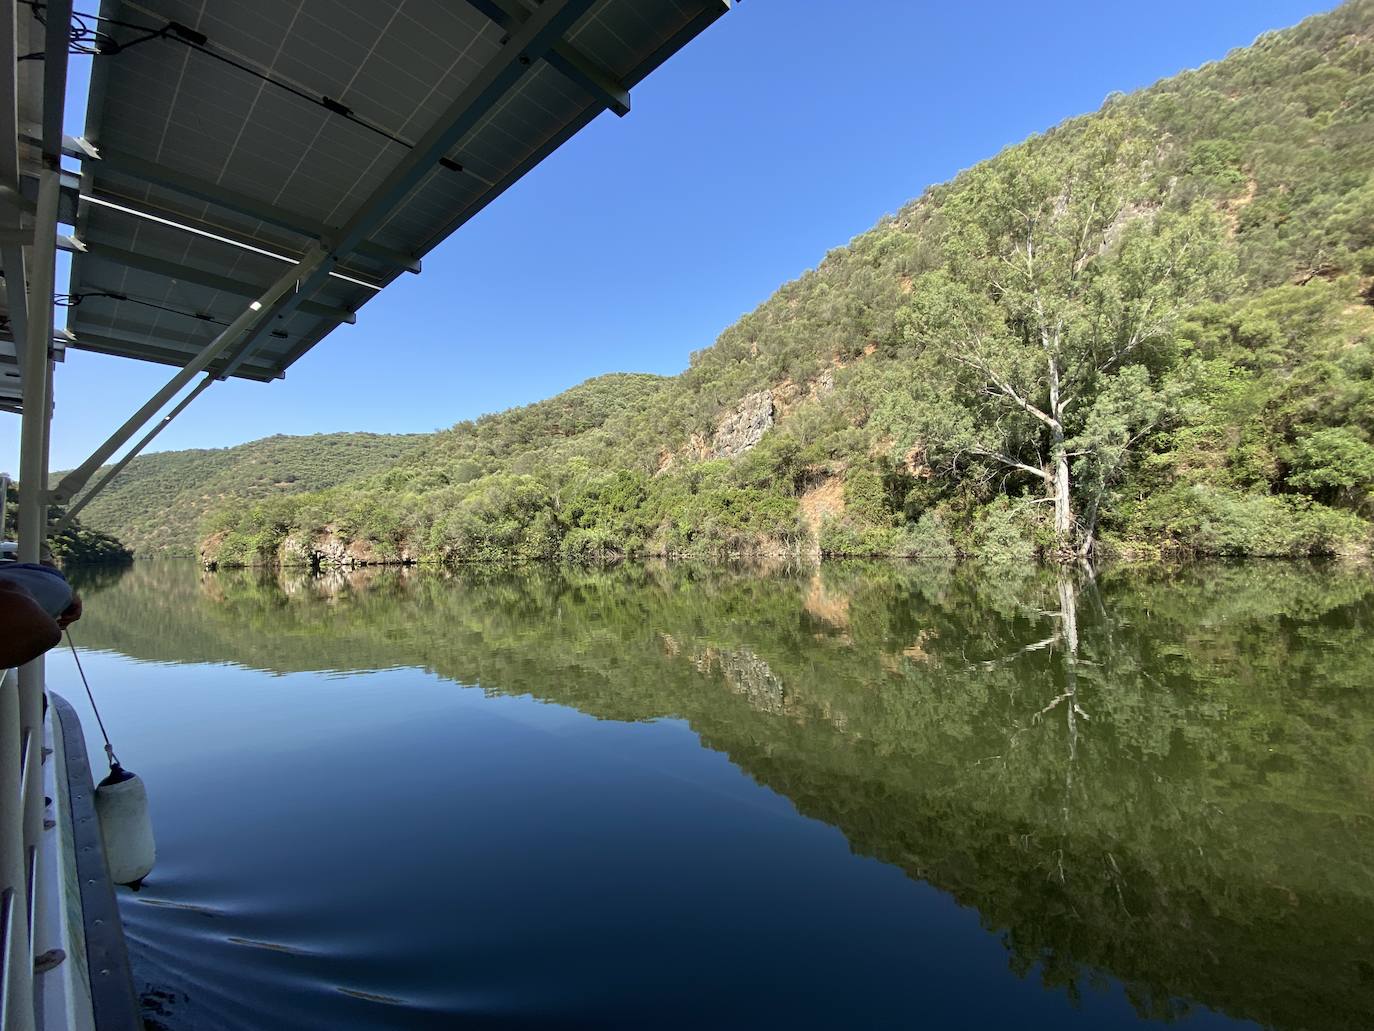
[{"x1": 51, "y1": 0, "x2": 729, "y2": 384}]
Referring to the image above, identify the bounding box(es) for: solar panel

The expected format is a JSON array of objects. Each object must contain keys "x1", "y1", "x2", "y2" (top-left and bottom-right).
[{"x1": 58, "y1": 0, "x2": 730, "y2": 382}]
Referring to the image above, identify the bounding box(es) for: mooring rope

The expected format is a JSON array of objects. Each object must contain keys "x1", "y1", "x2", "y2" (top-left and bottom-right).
[{"x1": 65, "y1": 630, "x2": 120, "y2": 769}]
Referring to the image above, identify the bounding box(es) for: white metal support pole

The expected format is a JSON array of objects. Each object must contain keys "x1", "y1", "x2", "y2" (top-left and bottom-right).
[
  {"x1": 14, "y1": 162, "x2": 55, "y2": 564},
  {"x1": 12, "y1": 150, "x2": 54, "y2": 1031},
  {"x1": 15, "y1": 66, "x2": 64, "y2": 998},
  {"x1": 1, "y1": 3, "x2": 36, "y2": 1027},
  {"x1": 15, "y1": 171, "x2": 60, "y2": 840},
  {"x1": 11, "y1": 2, "x2": 69, "y2": 1024},
  {"x1": 0, "y1": 0, "x2": 25, "y2": 378},
  {"x1": 0, "y1": 669, "x2": 34, "y2": 1031}
]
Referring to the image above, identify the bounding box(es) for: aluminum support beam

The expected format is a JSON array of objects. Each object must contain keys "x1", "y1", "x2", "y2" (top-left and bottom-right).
[
  {"x1": 20, "y1": 124, "x2": 416, "y2": 272},
  {"x1": 0, "y1": 0, "x2": 18, "y2": 193},
  {"x1": 69, "y1": 330, "x2": 279, "y2": 381},
  {"x1": 10, "y1": 9, "x2": 69, "y2": 1031},
  {"x1": 0, "y1": 675, "x2": 33, "y2": 1031},
  {"x1": 21, "y1": 169, "x2": 81, "y2": 227},
  {"x1": 0, "y1": 37, "x2": 30, "y2": 1031},
  {"x1": 397, "y1": 0, "x2": 731, "y2": 278},
  {"x1": 217, "y1": 0, "x2": 595, "y2": 381},
  {"x1": 464, "y1": 0, "x2": 631, "y2": 116},
  {"x1": 626, "y1": 1, "x2": 734, "y2": 92},
  {"x1": 16, "y1": 0, "x2": 67, "y2": 562},
  {"x1": 96, "y1": 147, "x2": 420, "y2": 274},
  {"x1": 0, "y1": 245, "x2": 27, "y2": 371},
  {"x1": 0, "y1": 0, "x2": 26, "y2": 382},
  {"x1": 77, "y1": 239, "x2": 356, "y2": 322},
  {"x1": 36, "y1": 0, "x2": 66, "y2": 156},
  {"x1": 55, "y1": 375, "x2": 215, "y2": 533},
  {"x1": 337, "y1": 0, "x2": 596, "y2": 260}
]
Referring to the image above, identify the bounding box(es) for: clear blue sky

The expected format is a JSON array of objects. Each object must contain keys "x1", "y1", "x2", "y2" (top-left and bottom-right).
[{"x1": 2, "y1": 0, "x2": 1340, "y2": 472}]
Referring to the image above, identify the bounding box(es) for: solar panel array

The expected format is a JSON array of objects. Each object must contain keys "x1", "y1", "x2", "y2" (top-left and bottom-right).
[{"x1": 61, "y1": 0, "x2": 728, "y2": 382}]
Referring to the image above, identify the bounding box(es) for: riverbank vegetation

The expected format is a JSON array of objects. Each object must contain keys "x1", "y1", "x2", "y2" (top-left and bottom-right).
[
  {"x1": 2, "y1": 482, "x2": 131, "y2": 565},
  {"x1": 77, "y1": 1, "x2": 1374, "y2": 567},
  {"x1": 53, "y1": 432, "x2": 426, "y2": 556}
]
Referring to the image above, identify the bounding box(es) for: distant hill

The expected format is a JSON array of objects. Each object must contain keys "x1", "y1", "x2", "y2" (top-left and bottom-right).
[
  {"x1": 106, "y1": 1, "x2": 1374, "y2": 566},
  {"x1": 58, "y1": 432, "x2": 425, "y2": 556}
]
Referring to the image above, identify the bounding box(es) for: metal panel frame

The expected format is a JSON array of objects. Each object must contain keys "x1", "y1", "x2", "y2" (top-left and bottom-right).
[
  {"x1": 30, "y1": 138, "x2": 421, "y2": 274},
  {"x1": 464, "y1": 0, "x2": 632, "y2": 116},
  {"x1": 77, "y1": 239, "x2": 357, "y2": 322},
  {"x1": 69, "y1": 330, "x2": 279, "y2": 381},
  {"x1": 0, "y1": 0, "x2": 26, "y2": 381},
  {"x1": 216, "y1": 0, "x2": 600, "y2": 380}
]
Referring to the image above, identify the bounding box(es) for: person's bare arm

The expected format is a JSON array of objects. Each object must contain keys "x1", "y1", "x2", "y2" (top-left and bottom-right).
[{"x1": 0, "y1": 579, "x2": 62, "y2": 667}]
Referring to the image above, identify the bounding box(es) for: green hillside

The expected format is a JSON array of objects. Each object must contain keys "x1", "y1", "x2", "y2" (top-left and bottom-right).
[
  {"x1": 181, "y1": 1, "x2": 1373, "y2": 566},
  {"x1": 60, "y1": 432, "x2": 425, "y2": 556}
]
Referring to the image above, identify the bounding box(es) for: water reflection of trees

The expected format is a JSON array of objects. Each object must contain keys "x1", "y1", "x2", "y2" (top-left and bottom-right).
[{"x1": 74, "y1": 559, "x2": 1374, "y2": 1031}]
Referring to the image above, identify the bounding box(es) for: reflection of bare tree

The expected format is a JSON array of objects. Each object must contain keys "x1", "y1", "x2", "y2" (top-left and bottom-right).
[
  {"x1": 1032, "y1": 573, "x2": 1092, "y2": 827},
  {"x1": 972, "y1": 571, "x2": 1094, "y2": 805},
  {"x1": 1031, "y1": 574, "x2": 1092, "y2": 732}
]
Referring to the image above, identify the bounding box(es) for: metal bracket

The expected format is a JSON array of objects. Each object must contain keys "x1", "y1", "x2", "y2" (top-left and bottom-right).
[{"x1": 463, "y1": 0, "x2": 631, "y2": 116}]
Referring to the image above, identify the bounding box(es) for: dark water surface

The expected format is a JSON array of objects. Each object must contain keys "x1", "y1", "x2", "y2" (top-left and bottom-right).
[{"x1": 52, "y1": 559, "x2": 1374, "y2": 1030}]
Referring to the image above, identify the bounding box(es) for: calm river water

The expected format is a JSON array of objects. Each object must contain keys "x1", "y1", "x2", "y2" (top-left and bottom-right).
[{"x1": 52, "y1": 559, "x2": 1374, "y2": 1030}]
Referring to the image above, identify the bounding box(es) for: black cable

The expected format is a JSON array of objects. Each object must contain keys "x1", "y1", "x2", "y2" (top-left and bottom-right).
[
  {"x1": 66, "y1": 630, "x2": 120, "y2": 769},
  {"x1": 19, "y1": 0, "x2": 116, "y2": 57},
  {"x1": 177, "y1": 40, "x2": 414, "y2": 151},
  {"x1": 68, "y1": 9, "x2": 119, "y2": 55},
  {"x1": 59, "y1": 290, "x2": 231, "y2": 327}
]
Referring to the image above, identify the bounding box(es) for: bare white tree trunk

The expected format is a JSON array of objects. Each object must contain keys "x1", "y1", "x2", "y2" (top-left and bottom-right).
[{"x1": 1047, "y1": 356, "x2": 1074, "y2": 555}]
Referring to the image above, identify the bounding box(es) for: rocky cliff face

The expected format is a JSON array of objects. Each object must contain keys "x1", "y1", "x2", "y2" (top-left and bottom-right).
[
  {"x1": 202, "y1": 526, "x2": 418, "y2": 570},
  {"x1": 712, "y1": 390, "x2": 774, "y2": 458}
]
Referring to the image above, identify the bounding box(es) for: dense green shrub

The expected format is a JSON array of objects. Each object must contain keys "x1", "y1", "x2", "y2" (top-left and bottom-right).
[{"x1": 1130, "y1": 485, "x2": 1367, "y2": 557}]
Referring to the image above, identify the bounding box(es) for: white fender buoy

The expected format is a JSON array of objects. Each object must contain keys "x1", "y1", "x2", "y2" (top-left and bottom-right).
[{"x1": 95, "y1": 764, "x2": 156, "y2": 889}]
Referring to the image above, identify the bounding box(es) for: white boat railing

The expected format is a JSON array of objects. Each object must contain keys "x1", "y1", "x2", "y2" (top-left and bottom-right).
[{"x1": 0, "y1": 664, "x2": 44, "y2": 1031}]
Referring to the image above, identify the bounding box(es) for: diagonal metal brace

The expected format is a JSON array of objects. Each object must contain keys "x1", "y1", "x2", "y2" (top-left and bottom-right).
[{"x1": 53, "y1": 374, "x2": 215, "y2": 532}]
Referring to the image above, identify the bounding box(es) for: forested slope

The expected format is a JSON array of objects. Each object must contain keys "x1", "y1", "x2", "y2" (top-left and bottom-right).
[
  {"x1": 182, "y1": 0, "x2": 1374, "y2": 566},
  {"x1": 59, "y1": 432, "x2": 424, "y2": 556}
]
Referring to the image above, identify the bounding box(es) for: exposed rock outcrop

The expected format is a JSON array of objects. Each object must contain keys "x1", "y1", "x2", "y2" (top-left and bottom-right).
[
  {"x1": 799, "y1": 475, "x2": 845, "y2": 555},
  {"x1": 295, "y1": 527, "x2": 416, "y2": 569},
  {"x1": 711, "y1": 390, "x2": 774, "y2": 458},
  {"x1": 204, "y1": 524, "x2": 417, "y2": 570}
]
